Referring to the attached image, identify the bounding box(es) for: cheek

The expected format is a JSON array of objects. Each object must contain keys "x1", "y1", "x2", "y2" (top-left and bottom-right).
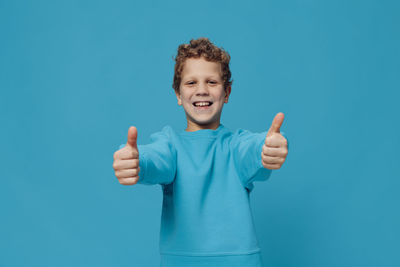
[
  {"x1": 181, "y1": 90, "x2": 192, "y2": 101},
  {"x1": 182, "y1": 96, "x2": 193, "y2": 108},
  {"x1": 215, "y1": 88, "x2": 226, "y2": 99},
  {"x1": 215, "y1": 94, "x2": 226, "y2": 103}
]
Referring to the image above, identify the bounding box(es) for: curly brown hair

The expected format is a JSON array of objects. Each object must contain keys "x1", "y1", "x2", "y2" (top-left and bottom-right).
[{"x1": 172, "y1": 37, "x2": 233, "y2": 93}]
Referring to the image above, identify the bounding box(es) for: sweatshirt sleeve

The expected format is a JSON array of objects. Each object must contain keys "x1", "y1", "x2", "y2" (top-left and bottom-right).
[
  {"x1": 231, "y1": 129, "x2": 289, "y2": 191},
  {"x1": 119, "y1": 127, "x2": 177, "y2": 185}
]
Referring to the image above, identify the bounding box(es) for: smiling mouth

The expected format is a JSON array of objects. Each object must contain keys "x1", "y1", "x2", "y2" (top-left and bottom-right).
[{"x1": 193, "y1": 101, "x2": 213, "y2": 107}]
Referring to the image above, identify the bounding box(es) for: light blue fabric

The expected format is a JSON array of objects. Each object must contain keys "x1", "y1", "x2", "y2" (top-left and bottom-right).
[
  {"x1": 160, "y1": 251, "x2": 264, "y2": 267},
  {"x1": 119, "y1": 124, "x2": 289, "y2": 266}
]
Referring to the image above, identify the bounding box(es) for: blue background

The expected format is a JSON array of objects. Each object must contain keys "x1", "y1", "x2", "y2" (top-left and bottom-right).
[{"x1": 1, "y1": 0, "x2": 399, "y2": 266}]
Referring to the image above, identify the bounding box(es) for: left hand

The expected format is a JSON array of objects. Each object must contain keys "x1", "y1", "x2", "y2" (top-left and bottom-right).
[{"x1": 262, "y1": 112, "x2": 288, "y2": 170}]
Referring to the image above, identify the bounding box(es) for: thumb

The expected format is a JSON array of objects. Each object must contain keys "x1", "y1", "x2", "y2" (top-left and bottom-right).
[
  {"x1": 127, "y1": 126, "x2": 138, "y2": 149},
  {"x1": 267, "y1": 112, "x2": 284, "y2": 137}
]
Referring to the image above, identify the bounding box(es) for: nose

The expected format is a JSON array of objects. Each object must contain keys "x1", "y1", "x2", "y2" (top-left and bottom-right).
[{"x1": 195, "y1": 81, "x2": 209, "y2": 96}]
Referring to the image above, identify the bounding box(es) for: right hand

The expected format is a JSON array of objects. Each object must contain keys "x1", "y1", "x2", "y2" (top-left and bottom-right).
[{"x1": 113, "y1": 126, "x2": 140, "y2": 185}]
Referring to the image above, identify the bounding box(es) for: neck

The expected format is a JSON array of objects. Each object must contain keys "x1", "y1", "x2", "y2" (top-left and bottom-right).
[{"x1": 185, "y1": 121, "x2": 221, "y2": 132}]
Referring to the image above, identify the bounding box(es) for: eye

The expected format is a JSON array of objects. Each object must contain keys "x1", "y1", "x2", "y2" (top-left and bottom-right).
[
  {"x1": 186, "y1": 81, "x2": 196, "y2": 85},
  {"x1": 208, "y1": 80, "x2": 217, "y2": 85}
]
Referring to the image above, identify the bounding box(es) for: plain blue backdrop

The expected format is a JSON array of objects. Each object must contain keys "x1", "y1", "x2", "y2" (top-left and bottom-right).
[{"x1": 1, "y1": 0, "x2": 399, "y2": 266}]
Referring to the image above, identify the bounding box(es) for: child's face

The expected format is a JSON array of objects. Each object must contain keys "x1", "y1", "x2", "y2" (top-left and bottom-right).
[{"x1": 175, "y1": 57, "x2": 231, "y2": 132}]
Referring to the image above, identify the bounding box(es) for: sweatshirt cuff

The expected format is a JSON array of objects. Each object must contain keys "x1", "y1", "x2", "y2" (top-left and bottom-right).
[{"x1": 137, "y1": 145, "x2": 152, "y2": 185}]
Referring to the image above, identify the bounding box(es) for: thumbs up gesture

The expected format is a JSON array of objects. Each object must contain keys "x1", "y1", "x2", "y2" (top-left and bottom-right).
[
  {"x1": 113, "y1": 126, "x2": 140, "y2": 185},
  {"x1": 262, "y1": 112, "x2": 288, "y2": 170}
]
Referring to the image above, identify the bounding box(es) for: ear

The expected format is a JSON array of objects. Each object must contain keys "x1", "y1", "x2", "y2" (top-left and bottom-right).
[
  {"x1": 224, "y1": 85, "x2": 232, "y2": 103},
  {"x1": 175, "y1": 89, "x2": 182, "y2": 105}
]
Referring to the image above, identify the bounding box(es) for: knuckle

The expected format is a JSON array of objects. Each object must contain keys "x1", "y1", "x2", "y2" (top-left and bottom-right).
[
  {"x1": 112, "y1": 162, "x2": 118, "y2": 170},
  {"x1": 267, "y1": 164, "x2": 277, "y2": 169},
  {"x1": 119, "y1": 178, "x2": 129, "y2": 185},
  {"x1": 262, "y1": 162, "x2": 268, "y2": 169},
  {"x1": 262, "y1": 157, "x2": 268, "y2": 164},
  {"x1": 119, "y1": 177, "x2": 139, "y2": 186},
  {"x1": 119, "y1": 179, "x2": 129, "y2": 185},
  {"x1": 133, "y1": 159, "x2": 139, "y2": 168}
]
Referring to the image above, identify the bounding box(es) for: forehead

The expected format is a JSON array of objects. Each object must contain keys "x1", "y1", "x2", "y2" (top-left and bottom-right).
[{"x1": 181, "y1": 57, "x2": 222, "y2": 79}]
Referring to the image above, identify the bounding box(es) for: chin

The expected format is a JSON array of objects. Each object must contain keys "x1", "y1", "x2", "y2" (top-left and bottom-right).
[
  {"x1": 184, "y1": 106, "x2": 222, "y2": 128},
  {"x1": 190, "y1": 116, "x2": 219, "y2": 127}
]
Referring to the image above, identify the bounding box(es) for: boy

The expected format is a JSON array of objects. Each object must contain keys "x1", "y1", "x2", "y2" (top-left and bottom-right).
[{"x1": 113, "y1": 37, "x2": 289, "y2": 267}]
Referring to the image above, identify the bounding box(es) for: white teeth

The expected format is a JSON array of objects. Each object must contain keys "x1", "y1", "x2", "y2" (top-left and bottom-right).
[{"x1": 194, "y1": 102, "x2": 211, "y2": 107}]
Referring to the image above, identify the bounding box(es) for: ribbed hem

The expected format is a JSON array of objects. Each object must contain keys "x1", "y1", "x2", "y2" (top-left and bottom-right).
[
  {"x1": 160, "y1": 251, "x2": 263, "y2": 267},
  {"x1": 160, "y1": 248, "x2": 260, "y2": 256}
]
